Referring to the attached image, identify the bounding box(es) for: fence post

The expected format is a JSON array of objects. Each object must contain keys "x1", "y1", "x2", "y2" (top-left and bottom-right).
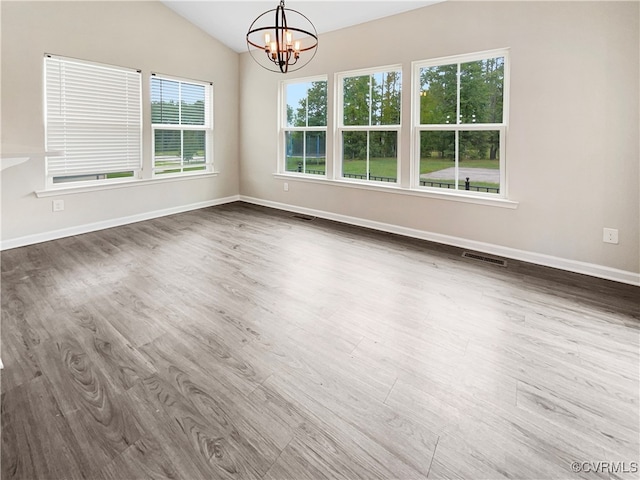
[
  {"x1": 465, "y1": 177, "x2": 470, "y2": 190},
  {"x1": 297, "y1": 162, "x2": 302, "y2": 173}
]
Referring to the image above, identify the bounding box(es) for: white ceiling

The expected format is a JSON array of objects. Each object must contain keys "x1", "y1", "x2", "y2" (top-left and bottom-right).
[{"x1": 161, "y1": 1, "x2": 442, "y2": 53}]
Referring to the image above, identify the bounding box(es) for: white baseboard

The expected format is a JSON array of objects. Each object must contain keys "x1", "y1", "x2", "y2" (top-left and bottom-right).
[
  {"x1": 239, "y1": 195, "x2": 640, "y2": 287},
  {"x1": 0, "y1": 195, "x2": 240, "y2": 251}
]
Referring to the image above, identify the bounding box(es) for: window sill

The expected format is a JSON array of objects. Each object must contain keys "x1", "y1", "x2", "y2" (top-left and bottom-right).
[
  {"x1": 273, "y1": 173, "x2": 519, "y2": 209},
  {"x1": 35, "y1": 172, "x2": 219, "y2": 198}
]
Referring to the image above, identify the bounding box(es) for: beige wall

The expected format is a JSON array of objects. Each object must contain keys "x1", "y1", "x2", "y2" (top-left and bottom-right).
[
  {"x1": 239, "y1": 1, "x2": 639, "y2": 275},
  {"x1": 1, "y1": 1, "x2": 239, "y2": 241}
]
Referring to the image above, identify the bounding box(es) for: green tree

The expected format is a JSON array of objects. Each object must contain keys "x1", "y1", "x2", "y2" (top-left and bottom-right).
[
  {"x1": 293, "y1": 81, "x2": 327, "y2": 127},
  {"x1": 372, "y1": 71, "x2": 401, "y2": 126},
  {"x1": 372, "y1": 72, "x2": 401, "y2": 158},
  {"x1": 306, "y1": 81, "x2": 327, "y2": 127},
  {"x1": 420, "y1": 64, "x2": 457, "y2": 125},
  {"x1": 343, "y1": 75, "x2": 370, "y2": 126},
  {"x1": 287, "y1": 105, "x2": 294, "y2": 126}
]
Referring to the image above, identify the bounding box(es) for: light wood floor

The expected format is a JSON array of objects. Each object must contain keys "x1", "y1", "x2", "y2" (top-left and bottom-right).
[{"x1": 2, "y1": 202, "x2": 638, "y2": 480}]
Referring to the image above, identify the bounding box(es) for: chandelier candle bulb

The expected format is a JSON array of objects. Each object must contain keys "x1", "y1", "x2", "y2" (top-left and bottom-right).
[{"x1": 286, "y1": 30, "x2": 293, "y2": 46}]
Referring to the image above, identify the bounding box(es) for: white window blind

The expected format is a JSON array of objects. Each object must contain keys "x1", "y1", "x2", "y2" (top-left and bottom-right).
[{"x1": 44, "y1": 55, "x2": 142, "y2": 182}]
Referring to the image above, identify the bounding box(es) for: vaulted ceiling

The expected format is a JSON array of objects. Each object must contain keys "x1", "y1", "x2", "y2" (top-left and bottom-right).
[{"x1": 161, "y1": 1, "x2": 442, "y2": 53}]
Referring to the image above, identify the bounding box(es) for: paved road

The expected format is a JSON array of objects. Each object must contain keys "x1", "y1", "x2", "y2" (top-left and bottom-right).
[{"x1": 421, "y1": 167, "x2": 499, "y2": 183}]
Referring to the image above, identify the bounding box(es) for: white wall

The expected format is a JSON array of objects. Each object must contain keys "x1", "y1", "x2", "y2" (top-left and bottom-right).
[
  {"x1": 1, "y1": 1, "x2": 239, "y2": 244},
  {"x1": 239, "y1": 1, "x2": 639, "y2": 280}
]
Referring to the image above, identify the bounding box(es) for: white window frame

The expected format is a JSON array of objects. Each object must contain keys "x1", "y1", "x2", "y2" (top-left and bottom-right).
[
  {"x1": 335, "y1": 64, "x2": 402, "y2": 184},
  {"x1": 43, "y1": 54, "x2": 142, "y2": 188},
  {"x1": 412, "y1": 48, "x2": 510, "y2": 198},
  {"x1": 279, "y1": 75, "x2": 328, "y2": 177},
  {"x1": 151, "y1": 73, "x2": 214, "y2": 177}
]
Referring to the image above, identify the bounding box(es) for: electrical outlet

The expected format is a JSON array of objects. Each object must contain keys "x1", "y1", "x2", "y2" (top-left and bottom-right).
[
  {"x1": 284, "y1": 182, "x2": 289, "y2": 192},
  {"x1": 603, "y1": 228, "x2": 618, "y2": 244},
  {"x1": 52, "y1": 199, "x2": 64, "y2": 212}
]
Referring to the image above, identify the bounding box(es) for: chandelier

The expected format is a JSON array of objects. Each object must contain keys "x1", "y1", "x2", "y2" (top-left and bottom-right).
[{"x1": 246, "y1": 0, "x2": 318, "y2": 74}]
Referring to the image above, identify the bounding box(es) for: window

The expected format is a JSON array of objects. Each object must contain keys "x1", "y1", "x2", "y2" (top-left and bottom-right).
[
  {"x1": 151, "y1": 75, "x2": 213, "y2": 176},
  {"x1": 414, "y1": 49, "x2": 508, "y2": 196},
  {"x1": 44, "y1": 55, "x2": 142, "y2": 185},
  {"x1": 337, "y1": 67, "x2": 402, "y2": 183},
  {"x1": 281, "y1": 77, "x2": 327, "y2": 175}
]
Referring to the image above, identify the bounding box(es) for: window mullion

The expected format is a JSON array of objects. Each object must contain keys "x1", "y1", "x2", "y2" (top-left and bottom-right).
[
  {"x1": 180, "y1": 130, "x2": 184, "y2": 170},
  {"x1": 368, "y1": 75, "x2": 373, "y2": 127},
  {"x1": 366, "y1": 130, "x2": 370, "y2": 180},
  {"x1": 303, "y1": 87, "x2": 308, "y2": 172},
  {"x1": 152, "y1": 124, "x2": 209, "y2": 131},
  {"x1": 456, "y1": 62, "x2": 461, "y2": 191},
  {"x1": 177, "y1": 80, "x2": 182, "y2": 126},
  {"x1": 456, "y1": 63, "x2": 461, "y2": 125},
  {"x1": 302, "y1": 131, "x2": 307, "y2": 173},
  {"x1": 284, "y1": 126, "x2": 326, "y2": 132},
  {"x1": 454, "y1": 129, "x2": 459, "y2": 191}
]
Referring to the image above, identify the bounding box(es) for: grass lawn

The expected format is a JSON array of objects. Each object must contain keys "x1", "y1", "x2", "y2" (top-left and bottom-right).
[
  {"x1": 106, "y1": 171, "x2": 134, "y2": 179},
  {"x1": 342, "y1": 158, "x2": 397, "y2": 177},
  {"x1": 287, "y1": 157, "x2": 400, "y2": 178},
  {"x1": 420, "y1": 158, "x2": 499, "y2": 174}
]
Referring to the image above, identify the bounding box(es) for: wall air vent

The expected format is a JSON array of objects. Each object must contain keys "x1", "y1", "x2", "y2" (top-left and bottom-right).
[
  {"x1": 291, "y1": 214, "x2": 315, "y2": 221},
  {"x1": 462, "y1": 251, "x2": 507, "y2": 267}
]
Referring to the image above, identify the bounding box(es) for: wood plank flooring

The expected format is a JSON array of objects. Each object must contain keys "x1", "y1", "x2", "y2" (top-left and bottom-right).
[{"x1": 1, "y1": 202, "x2": 638, "y2": 479}]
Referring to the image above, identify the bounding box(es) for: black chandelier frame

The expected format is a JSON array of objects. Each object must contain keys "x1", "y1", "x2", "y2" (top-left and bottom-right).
[{"x1": 246, "y1": 0, "x2": 319, "y2": 74}]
